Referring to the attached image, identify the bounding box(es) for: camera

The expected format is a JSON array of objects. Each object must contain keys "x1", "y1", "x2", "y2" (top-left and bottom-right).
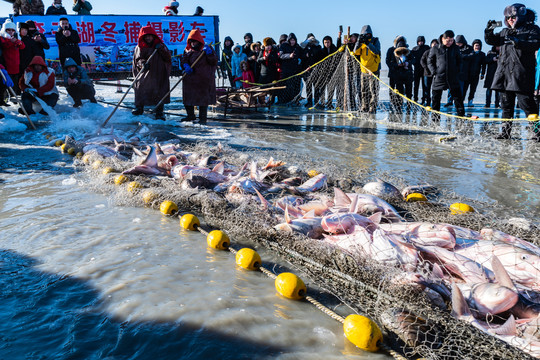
[
  {"x1": 339, "y1": 25, "x2": 343, "y2": 33},
  {"x1": 487, "y1": 20, "x2": 503, "y2": 30},
  {"x1": 357, "y1": 33, "x2": 370, "y2": 44}
]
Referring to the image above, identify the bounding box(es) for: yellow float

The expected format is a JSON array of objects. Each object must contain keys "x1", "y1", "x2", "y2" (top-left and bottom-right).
[
  {"x1": 179, "y1": 213, "x2": 199, "y2": 230},
  {"x1": 450, "y1": 202, "x2": 475, "y2": 215},
  {"x1": 160, "y1": 200, "x2": 178, "y2": 216},
  {"x1": 207, "y1": 230, "x2": 230, "y2": 250},
  {"x1": 275, "y1": 272, "x2": 306, "y2": 300},
  {"x1": 343, "y1": 314, "x2": 382, "y2": 352},
  {"x1": 235, "y1": 248, "x2": 261, "y2": 270}
]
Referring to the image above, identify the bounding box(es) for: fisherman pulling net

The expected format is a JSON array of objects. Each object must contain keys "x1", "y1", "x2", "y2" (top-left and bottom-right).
[{"x1": 63, "y1": 131, "x2": 540, "y2": 360}]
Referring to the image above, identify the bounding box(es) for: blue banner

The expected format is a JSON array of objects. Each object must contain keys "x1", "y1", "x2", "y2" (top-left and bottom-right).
[{"x1": 12, "y1": 15, "x2": 220, "y2": 77}]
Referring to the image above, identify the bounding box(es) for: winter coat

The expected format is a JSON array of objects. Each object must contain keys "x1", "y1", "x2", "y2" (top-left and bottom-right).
[
  {"x1": 301, "y1": 36, "x2": 321, "y2": 69},
  {"x1": 316, "y1": 43, "x2": 337, "y2": 62},
  {"x1": 221, "y1": 36, "x2": 233, "y2": 71},
  {"x1": 0, "y1": 35, "x2": 25, "y2": 75},
  {"x1": 455, "y1": 35, "x2": 473, "y2": 82},
  {"x1": 467, "y1": 50, "x2": 486, "y2": 80},
  {"x1": 19, "y1": 34, "x2": 36, "y2": 74},
  {"x1": 257, "y1": 46, "x2": 279, "y2": 84},
  {"x1": 242, "y1": 33, "x2": 253, "y2": 56},
  {"x1": 484, "y1": 48, "x2": 499, "y2": 89},
  {"x1": 410, "y1": 36, "x2": 429, "y2": 76},
  {"x1": 73, "y1": 0, "x2": 92, "y2": 15},
  {"x1": 181, "y1": 29, "x2": 217, "y2": 106},
  {"x1": 45, "y1": 5, "x2": 67, "y2": 15},
  {"x1": 63, "y1": 57, "x2": 93, "y2": 87},
  {"x1": 234, "y1": 69, "x2": 255, "y2": 89},
  {"x1": 485, "y1": 16, "x2": 540, "y2": 93},
  {"x1": 278, "y1": 34, "x2": 302, "y2": 77},
  {"x1": 387, "y1": 36, "x2": 413, "y2": 82},
  {"x1": 231, "y1": 45, "x2": 247, "y2": 79},
  {"x1": 28, "y1": 29, "x2": 50, "y2": 60},
  {"x1": 55, "y1": 24, "x2": 81, "y2": 65},
  {"x1": 420, "y1": 48, "x2": 432, "y2": 77},
  {"x1": 132, "y1": 26, "x2": 171, "y2": 107},
  {"x1": 13, "y1": 0, "x2": 44, "y2": 15},
  {"x1": 428, "y1": 42, "x2": 462, "y2": 90},
  {"x1": 19, "y1": 56, "x2": 58, "y2": 96},
  {"x1": 163, "y1": 6, "x2": 178, "y2": 16}
]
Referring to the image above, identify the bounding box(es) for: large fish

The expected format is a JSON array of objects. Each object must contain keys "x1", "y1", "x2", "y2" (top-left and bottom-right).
[
  {"x1": 321, "y1": 212, "x2": 381, "y2": 235},
  {"x1": 123, "y1": 146, "x2": 168, "y2": 176},
  {"x1": 297, "y1": 174, "x2": 327, "y2": 193},
  {"x1": 172, "y1": 163, "x2": 228, "y2": 184},
  {"x1": 379, "y1": 222, "x2": 456, "y2": 249},
  {"x1": 362, "y1": 179, "x2": 402, "y2": 200},
  {"x1": 274, "y1": 208, "x2": 324, "y2": 239},
  {"x1": 380, "y1": 308, "x2": 442, "y2": 349},
  {"x1": 333, "y1": 188, "x2": 404, "y2": 223},
  {"x1": 322, "y1": 225, "x2": 373, "y2": 259}
]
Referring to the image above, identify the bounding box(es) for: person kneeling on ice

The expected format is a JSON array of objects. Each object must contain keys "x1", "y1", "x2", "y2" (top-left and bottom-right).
[
  {"x1": 18, "y1": 56, "x2": 58, "y2": 115},
  {"x1": 63, "y1": 57, "x2": 96, "y2": 107},
  {"x1": 132, "y1": 25, "x2": 171, "y2": 120},
  {"x1": 180, "y1": 28, "x2": 217, "y2": 124}
]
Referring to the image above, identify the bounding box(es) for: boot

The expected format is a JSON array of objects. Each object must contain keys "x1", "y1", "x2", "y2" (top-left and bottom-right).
[
  {"x1": 468, "y1": 100, "x2": 474, "y2": 107},
  {"x1": 89, "y1": 96, "x2": 97, "y2": 104},
  {"x1": 496, "y1": 123, "x2": 512, "y2": 139},
  {"x1": 73, "y1": 100, "x2": 82, "y2": 108},
  {"x1": 154, "y1": 105, "x2": 165, "y2": 120},
  {"x1": 198, "y1": 106, "x2": 208, "y2": 124},
  {"x1": 181, "y1": 105, "x2": 196, "y2": 122},
  {"x1": 132, "y1": 106, "x2": 144, "y2": 116}
]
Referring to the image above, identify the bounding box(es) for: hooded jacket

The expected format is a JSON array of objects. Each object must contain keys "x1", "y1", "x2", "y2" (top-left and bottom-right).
[
  {"x1": 132, "y1": 26, "x2": 172, "y2": 107},
  {"x1": 484, "y1": 46, "x2": 499, "y2": 89},
  {"x1": 353, "y1": 26, "x2": 381, "y2": 74},
  {"x1": 46, "y1": 4, "x2": 67, "y2": 15},
  {"x1": 242, "y1": 33, "x2": 253, "y2": 56},
  {"x1": 411, "y1": 36, "x2": 430, "y2": 76},
  {"x1": 485, "y1": 5, "x2": 540, "y2": 92},
  {"x1": 300, "y1": 34, "x2": 321, "y2": 69},
  {"x1": 386, "y1": 36, "x2": 412, "y2": 81},
  {"x1": 19, "y1": 56, "x2": 57, "y2": 96},
  {"x1": 55, "y1": 22, "x2": 81, "y2": 65},
  {"x1": 467, "y1": 39, "x2": 486, "y2": 79},
  {"x1": 63, "y1": 57, "x2": 92, "y2": 87},
  {"x1": 181, "y1": 28, "x2": 217, "y2": 106},
  {"x1": 0, "y1": 20, "x2": 25, "y2": 74},
  {"x1": 231, "y1": 44, "x2": 247, "y2": 78},
  {"x1": 278, "y1": 33, "x2": 302, "y2": 77}
]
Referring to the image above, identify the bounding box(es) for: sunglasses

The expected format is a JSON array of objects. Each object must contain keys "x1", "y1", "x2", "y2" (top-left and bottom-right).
[{"x1": 505, "y1": 15, "x2": 517, "y2": 20}]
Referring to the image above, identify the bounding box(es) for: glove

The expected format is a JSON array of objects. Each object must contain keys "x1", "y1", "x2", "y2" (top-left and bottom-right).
[
  {"x1": 142, "y1": 62, "x2": 150, "y2": 71},
  {"x1": 486, "y1": 20, "x2": 497, "y2": 30},
  {"x1": 203, "y1": 45, "x2": 212, "y2": 55},
  {"x1": 155, "y1": 43, "x2": 162, "y2": 50},
  {"x1": 25, "y1": 88, "x2": 37, "y2": 94},
  {"x1": 1, "y1": 69, "x2": 13, "y2": 87},
  {"x1": 183, "y1": 63, "x2": 193, "y2": 75}
]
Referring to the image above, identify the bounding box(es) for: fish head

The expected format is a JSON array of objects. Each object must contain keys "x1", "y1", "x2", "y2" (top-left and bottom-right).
[{"x1": 471, "y1": 283, "x2": 518, "y2": 316}]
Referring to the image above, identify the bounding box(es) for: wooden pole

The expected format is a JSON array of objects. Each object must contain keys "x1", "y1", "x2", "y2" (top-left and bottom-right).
[
  {"x1": 343, "y1": 26, "x2": 351, "y2": 112},
  {"x1": 100, "y1": 47, "x2": 159, "y2": 129}
]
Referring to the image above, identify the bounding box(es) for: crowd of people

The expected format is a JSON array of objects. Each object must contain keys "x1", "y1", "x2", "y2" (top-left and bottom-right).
[{"x1": 0, "y1": 2, "x2": 539, "y2": 140}]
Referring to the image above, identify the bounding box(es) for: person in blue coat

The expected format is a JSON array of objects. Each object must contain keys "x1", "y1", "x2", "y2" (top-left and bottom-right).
[{"x1": 63, "y1": 57, "x2": 96, "y2": 107}]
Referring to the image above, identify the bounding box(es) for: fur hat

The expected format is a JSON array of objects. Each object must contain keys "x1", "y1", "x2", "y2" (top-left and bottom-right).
[
  {"x1": 250, "y1": 42, "x2": 261, "y2": 52},
  {"x1": 262, "y1": 37, "x2": 275, "y2": 47},
  {"x1": 504, "y1": 3, "x2": 527, "y2": 27}
]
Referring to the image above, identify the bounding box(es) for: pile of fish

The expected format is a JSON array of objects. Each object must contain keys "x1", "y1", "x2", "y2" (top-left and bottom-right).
[{"x1": 69, "y1": 134, "x2": 540, "y2": 358}]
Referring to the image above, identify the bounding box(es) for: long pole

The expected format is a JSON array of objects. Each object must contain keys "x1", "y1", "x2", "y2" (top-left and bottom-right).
[
  {"x1": 152, "y1": 49, "x2": 206, "y2": 113},
  {"x1": 0, "y1": 71, "x2": 36, "y2": 130},
  {"x1": 100, "y1": 47, "x2": 159, "y2": 129},
  {"x1": 343, "y1": 26, "x2": 350, "y2": 112}
]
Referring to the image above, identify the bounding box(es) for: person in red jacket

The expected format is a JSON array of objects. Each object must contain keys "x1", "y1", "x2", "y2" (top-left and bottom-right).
[
  {"x1": 18, "y1": 56, "x2": 59, "y2": 115},
  {"x1": 233, "y1": 60, "x2": 254, "y2": 89},
  {"x1": 1, "y1": 19, "x2": 25, "y2": 94}
]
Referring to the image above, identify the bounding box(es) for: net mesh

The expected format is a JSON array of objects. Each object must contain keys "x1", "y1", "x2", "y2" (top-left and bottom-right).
[
  {"x1": 238, "y1": 48, "x2": 539, "y2": 140},
  {"x1": 74, "y1": 140, "x2": 540, "y2": 360}
]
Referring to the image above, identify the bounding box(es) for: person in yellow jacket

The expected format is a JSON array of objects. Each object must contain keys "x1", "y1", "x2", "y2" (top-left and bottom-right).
[{"x1": 353, "y1": 25, "x2": 381, "y2": 113}]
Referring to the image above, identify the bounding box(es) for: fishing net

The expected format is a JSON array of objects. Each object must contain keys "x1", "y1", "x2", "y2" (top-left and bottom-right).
[
  {"x1": 269, "y1": 48, "x2": 540, "y2": 141},
  {"x1": 74, "y1": 140, "x2": 540, "y2": 360}
]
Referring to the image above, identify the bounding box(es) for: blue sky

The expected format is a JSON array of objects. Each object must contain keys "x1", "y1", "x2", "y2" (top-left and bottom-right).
[{"x1": 1, "y1": 0, "x2": 533, "y2": 50}]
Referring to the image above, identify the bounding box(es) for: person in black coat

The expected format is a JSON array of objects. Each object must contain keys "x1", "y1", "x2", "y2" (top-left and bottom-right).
[
  {"x1": 278, "y1": 33, "x2": 302, "y2": 103},
  {"x1": 387, "y1": 35, "x2": 414, "y2": 112},
  {"x1": 485, "y1": 4, "x2": 540, "y2": 139},
  {"x1": 257, "y1": 37, "x2": 279, "y2": 85},
  {"x1": 428, "y1": 30, "x2": 466, "y2": 117},
  {"x1": 46, "y1": 0, "x2": 67, "y2": 15},
  {"x1": 220, "y1": 36, "x2": 234, "y2": 86},
  {"x1": 301, "y1": 33, "x2": 321, "y2": 107},
  {"x1": 465, "y1": 39, "x2": 486, "y2": 106},
  {"x1": 420, "y1": 39, "x2": 439, "y2": 107},
  {"x1": 55, "y1": 17, "x2": 81, "y2": 66},
  {"x1": 483, "y1": 46, "x2": 500, "y2": 108},
  {"x1": 26, "y1": 20, "x2": 49, "y2": 61},
  {"x1": 242, "y1": 33, "x2": 253, "y2": 56},
  {"x1": 411, "y1": 36, "x2": 430, "y2": 104}
]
